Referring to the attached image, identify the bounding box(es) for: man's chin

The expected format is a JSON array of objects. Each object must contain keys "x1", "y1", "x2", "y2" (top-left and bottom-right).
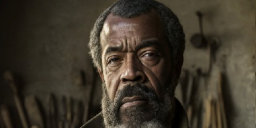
[
  {"x1": 119, "y1": 101, "x2": 155, "y2": 124},
  {"x1": 120, "y1": 106, "x2": 154, "y2": 125},
  {"x1": 101, "y1": 84, "x2": 174, "y2": 128}
]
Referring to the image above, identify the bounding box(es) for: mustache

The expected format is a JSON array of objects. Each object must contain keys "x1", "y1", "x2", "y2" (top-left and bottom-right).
[{"x1": 113, "y1": 83, "x2": 158, "y2": 109}]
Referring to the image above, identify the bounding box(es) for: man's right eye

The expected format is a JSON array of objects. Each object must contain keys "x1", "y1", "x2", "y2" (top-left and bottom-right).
[{"x1": 107, "y1": 56, "x2": 122, "y2": 66}]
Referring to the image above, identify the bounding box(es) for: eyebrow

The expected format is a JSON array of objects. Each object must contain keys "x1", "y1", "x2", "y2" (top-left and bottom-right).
[
  {"x1": 135, "y1": 39, "x2": 159, "y2": 52},
  {"x1": 104, "y1": 38, "x2": 159, "y2": 55},
  {"x1": 105, "y1": 45, "x2": 123, "y2": 55}
]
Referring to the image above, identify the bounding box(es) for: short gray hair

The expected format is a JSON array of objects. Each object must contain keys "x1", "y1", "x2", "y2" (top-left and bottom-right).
[{"x1": 89, "y1": 0, "x2": 185, "y2": 79}]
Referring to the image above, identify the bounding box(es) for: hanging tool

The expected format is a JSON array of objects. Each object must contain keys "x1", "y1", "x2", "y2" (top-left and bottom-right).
[
  {"x1": 187, "y1": 11, "x2": 212, "y2": 74},
  {"x1": 190, "y1": 11, "x2": 207, "y2": 48},
  {"x1": 202, "y1": 97, "x2": 212, "y2": 128},
  {"x1": 3, "y1": 71, "x2": 29, "y2": 128},
  {"x1": 217, "y1": 72, "x2": 227, "y2": 128},
  {"x1": 190, "y1": 11, "x2": 208, "y2": 48}
]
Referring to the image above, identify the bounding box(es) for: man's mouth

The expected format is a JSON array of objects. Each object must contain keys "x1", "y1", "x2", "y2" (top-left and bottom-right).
[{"x1": 120, "y1": 96, "x2": 147, "y2": 109}]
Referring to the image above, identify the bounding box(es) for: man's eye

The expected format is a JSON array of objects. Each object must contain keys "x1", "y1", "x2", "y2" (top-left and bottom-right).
[
  {"x1": 140, "y1": 51, "x2": 161, "y2": 66},
  {"x1": 107, "y1": 56, "x2": 122, "y2": 66},
  {"x1": 142, "y1": 51, "x2": 160, "y2": 59}
]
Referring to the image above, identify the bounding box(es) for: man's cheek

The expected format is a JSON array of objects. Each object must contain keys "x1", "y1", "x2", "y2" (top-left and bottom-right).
[
  {"x1": 155, "y1": 59, "x2": 170, "y2": 84},
  {"x1": 105, "y1": 72, "x2": 121, "y2": 101},
  {"x1": 145, "y1": 61, "x2": 170, "y2": 96},
  {"x1": 141, "y1": 67, "x2": 160, "y2": 97}
]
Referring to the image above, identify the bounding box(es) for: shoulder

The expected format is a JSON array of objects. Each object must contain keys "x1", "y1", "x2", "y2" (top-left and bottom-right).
[{"x1": 172, "y1": 98, "x2": 190, "y2": 128}]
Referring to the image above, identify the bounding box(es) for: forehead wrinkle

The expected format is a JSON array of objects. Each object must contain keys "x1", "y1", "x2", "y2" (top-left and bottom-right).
[
  {"x1": 133, "y1": 38, "x2": 159, "y2": 52},
  {"x1": 132, "y1": 36, "x2": 138, "y2": 51},
  {"x1": 104, "y1": 40, "x2": 124, "y2": 55},
  {"x1": 123, "y1": 37, "x2": 127, "y2": 52}
]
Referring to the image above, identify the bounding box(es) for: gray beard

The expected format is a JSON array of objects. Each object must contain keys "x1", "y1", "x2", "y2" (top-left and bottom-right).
[{"x1": 101, "y1": 83, "x2": 175, "y2": 128}]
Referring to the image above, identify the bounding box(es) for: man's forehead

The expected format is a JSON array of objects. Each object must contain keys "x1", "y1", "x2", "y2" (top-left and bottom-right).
[
  {"x1": 101, "y1": 12, "x2": 163, "y2": 41},
  {"x1": 111, "y1": 23, "x2": 138, "y2": 32},
  {"x1": 103, "y1": 11, "x2": 162, "y2": 31},
  {"x1": 102, "y1": 20, "x2": 138, "y2": 36}
]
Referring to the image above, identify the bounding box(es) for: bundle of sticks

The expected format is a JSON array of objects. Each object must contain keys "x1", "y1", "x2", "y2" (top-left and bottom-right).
[
  {"x1": 0, "y1": 71, "x2": 86, "y2": 128},
  {"x1": 179, "y1": 67, "x2": 228, "y2": 128}
]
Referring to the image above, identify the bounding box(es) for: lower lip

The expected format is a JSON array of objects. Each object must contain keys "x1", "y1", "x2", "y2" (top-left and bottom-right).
[{"x1": 121, "y1": 100, "x2": 147, "y2": 108}]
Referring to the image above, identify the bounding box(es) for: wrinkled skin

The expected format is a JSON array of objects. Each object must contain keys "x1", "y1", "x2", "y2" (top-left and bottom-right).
[{"x1": 99, "y1": 11, "x2": 175, "y2": 127}]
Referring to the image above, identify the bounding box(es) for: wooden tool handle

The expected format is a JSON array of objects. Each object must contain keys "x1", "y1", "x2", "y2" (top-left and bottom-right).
[
  {"x1": 3, "y1": 71, "x2": 29, "y2": 128},
  {"x1": 25, "y1": 95, "x2": 44, "y2": 128},
  {"x1": 3, "y1": 71, "x2": 18, "y2": 93},
  {"x1": 0, "y1": 105, "x2": 13, "y2": 128}
]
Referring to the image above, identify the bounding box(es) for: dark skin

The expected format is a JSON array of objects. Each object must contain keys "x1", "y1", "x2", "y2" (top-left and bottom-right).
[{"x1": 99, "y1": 11, "x2": 174, "y2": 124}]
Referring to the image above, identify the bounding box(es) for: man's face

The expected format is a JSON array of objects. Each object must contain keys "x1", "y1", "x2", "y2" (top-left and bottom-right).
[{"x1": 99, "y1": 11, "x2": 174, "y2": 127}]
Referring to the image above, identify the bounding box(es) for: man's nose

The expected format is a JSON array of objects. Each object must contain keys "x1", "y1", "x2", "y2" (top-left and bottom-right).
[{"x1": 120, "y1": 57, "x2": 145, "y2": 84}]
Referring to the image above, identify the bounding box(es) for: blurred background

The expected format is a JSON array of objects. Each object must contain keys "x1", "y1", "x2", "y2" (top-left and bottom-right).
[{"x1": 0, "y1": 0, "x2": 255, "y2": 128}]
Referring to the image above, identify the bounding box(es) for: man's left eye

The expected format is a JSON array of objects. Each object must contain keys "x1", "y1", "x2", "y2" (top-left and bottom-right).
[
  {"x1": 143, "y1": 52, "x2": 158, "y2": 57},
  {"x1": 139, "y1": 50, "x2": 161, "y2": 66},
  {"x1": 140, "y1": 50, "x2": 161, "y2": 62},
  {"x1": 141, "y1": 51, "x2": 160, "y2": 59}
]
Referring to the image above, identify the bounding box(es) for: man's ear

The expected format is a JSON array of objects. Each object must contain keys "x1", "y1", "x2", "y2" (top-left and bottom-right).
[{"x1": 97, "y1": 68, "x2": 104, "y2": 82}]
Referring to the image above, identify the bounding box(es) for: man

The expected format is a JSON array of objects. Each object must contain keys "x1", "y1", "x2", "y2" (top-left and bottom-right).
[{"x1": 81, "y1": 0, "x2": 188, "y2": 127}]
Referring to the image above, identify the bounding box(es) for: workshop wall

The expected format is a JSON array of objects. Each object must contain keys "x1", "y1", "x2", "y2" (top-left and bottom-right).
[
  {"x1": 163, "y1": 0, "x2": 255, "y2": 127},
  {"x1": 0, "y1": 0, "x2": 255, "y2": 127},
  {"x1": 0, "y1": 0, "x2": 114, "y2": 127}
]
